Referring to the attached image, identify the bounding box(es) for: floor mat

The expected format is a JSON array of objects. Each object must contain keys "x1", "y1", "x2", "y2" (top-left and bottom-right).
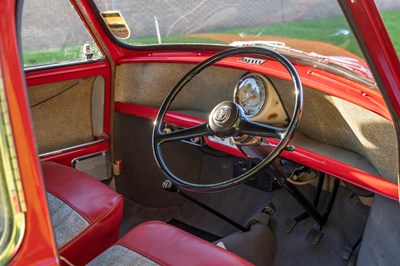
[
  {"x1": 119, "y1": 182, "x2": 274, "y2": 239},
  {"x1": 270, "y1": 185, "x2": 370, "y2": 266},
  {"x1": 168, "y1": 218, "x2": 222, "y2": 242},
  {"x1": 119, "y1": 198, "x2": 181, "y2": 238}
]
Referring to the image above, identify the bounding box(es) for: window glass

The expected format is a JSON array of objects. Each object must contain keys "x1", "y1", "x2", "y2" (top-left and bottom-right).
[
  {"x1": 376, "y1": 0, "x2": 400, "y2": 58},
  {"x1": 93, "y1": 0, "x2": 380, "y2": 84},
  {"x1": 93, "y1": 0, "x2": 399, "y2": 59},
  {"x1": 21, "y1": 0, "x2": 103, "y2": 67},
  {"x1": 93, "y1": 1, "x2": 361, "y2": 53},
  {"x1": 93, "y1": 0, "x2": 400, "y2": 86}
]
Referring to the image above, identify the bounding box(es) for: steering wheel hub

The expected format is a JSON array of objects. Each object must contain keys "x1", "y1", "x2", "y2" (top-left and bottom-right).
[
  {"x1": 214, "y1": 106, "x2": 231, "y2": 123},
  {"x1": 209, "y1": 101, "x2": 240, "y2": 134}
]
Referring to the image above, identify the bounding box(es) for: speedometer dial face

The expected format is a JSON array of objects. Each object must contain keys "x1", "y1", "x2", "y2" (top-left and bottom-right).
[{"x1": 234, "y1": 75, "x2": 267, "y2": 117}]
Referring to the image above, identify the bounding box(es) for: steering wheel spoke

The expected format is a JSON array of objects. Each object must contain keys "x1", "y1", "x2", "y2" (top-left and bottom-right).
[
  {"x1": 239, "y1": 119, "x2": 286, "y2": 139},
  {"x1": 157, "y1": 123, "x2": 211, "y2": 144}
]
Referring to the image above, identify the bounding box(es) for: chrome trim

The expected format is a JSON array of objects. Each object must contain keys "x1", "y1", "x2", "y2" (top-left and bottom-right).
[
  {"x1": 238, "y1": 57, "x2": 266, "y2": 65},
  {"x1": 0, "y1": 67, "x2": 26, "y2": 264},
  {"x1": 24, "y1": 58, "x2": 106, "y2": 73},
  {"x1": 39, "y1": 138, "x2": 109, "y2": 158},
  {"x1": 71, "y1": 150, "x2": 111, "y2": 181},
  {"x1": 233, "y1": 73, "x2": 268, "y2": 118}
]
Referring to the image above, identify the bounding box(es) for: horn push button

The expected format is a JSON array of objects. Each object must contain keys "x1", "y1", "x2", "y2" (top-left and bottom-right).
[{"x1": 209, "y1": 101, "x2": 241, "y2": 135}]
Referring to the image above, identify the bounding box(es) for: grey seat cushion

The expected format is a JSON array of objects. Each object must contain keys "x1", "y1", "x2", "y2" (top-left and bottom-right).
[
  {"x1": 357, "y1": 195, "x2": 400, "y2": 266},
  {"x1": 46, "y1": 192, "x2": 89, "y2": 247}
]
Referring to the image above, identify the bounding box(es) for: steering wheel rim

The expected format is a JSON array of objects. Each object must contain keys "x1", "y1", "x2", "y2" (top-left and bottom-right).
[{"x1": 152, "y1": 47, "x2": 303, "y2": 192}]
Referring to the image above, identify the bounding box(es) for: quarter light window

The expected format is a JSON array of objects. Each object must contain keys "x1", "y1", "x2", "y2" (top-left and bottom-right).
[
  {"x1": 0, "y1": 64, "x2": 26, "y2": 263},
  {"x1": 21, "y1": 0, "x2": 103, "y2": 67}
]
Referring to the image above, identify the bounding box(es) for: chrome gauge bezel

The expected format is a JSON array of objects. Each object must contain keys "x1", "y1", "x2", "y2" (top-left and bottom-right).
[{"x1": 233, "y1": 73, "x2": 268, "y2": 117}]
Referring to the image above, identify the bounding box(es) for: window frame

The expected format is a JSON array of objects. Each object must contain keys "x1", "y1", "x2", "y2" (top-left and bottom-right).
[
  {"x1": 21, "y1": 0, "x2": 105, "y2": 69},
  {"x1": 0, "y1": 65, "x2": 26, "y2": 265}
]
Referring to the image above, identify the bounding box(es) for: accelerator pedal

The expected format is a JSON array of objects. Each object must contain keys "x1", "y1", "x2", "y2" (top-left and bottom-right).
[{"x1": 306, "y1": 228, "x2": 324, "y2": 245}]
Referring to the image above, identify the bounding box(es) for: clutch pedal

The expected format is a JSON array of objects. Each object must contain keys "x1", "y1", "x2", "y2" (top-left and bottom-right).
[{"x1": 282, "y1": 218, "x2": 297, "y2": 233}]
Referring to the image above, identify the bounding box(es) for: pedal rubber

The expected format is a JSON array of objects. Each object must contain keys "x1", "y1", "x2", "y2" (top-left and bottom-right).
[
  {"x1": 340, "y1": 246, "x2": 352, "y2": 260},
  {"x1": 282, "y1": 218, "x2": 297, "y2": 233},
  {"x1": 306, "y1": 228, "x2": 323, "y2": 245}
]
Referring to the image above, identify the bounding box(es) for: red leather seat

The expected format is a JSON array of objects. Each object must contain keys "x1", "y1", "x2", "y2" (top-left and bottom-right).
[
  {"x1": 88, "y1": 221, "x2": 254, "y2": 266},
  {"x1": 42, "y1": 162, "x2": 124, "y2": 265},
  {"x1": 43, "y1": 162, "x2": 253, "y2": 265}
]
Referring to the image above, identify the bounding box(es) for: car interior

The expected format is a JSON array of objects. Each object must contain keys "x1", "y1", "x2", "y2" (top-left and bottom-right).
[{"x1": 14, "y1": 0, "x2": 400, "y2": 265}]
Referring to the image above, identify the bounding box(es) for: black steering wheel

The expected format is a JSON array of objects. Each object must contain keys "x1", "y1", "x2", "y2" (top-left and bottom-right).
[{"x1": 152, "y1": 47, "x2": 303, "y2": 192}]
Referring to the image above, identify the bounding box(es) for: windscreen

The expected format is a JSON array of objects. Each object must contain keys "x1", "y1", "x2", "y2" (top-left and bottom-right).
[{"x1": 93, "y1": 0, "x2": 399, "y2": 85}]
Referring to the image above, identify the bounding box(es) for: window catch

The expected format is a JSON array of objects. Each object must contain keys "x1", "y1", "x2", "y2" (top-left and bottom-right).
[{"x1": 83, "y1": 43, "x2": 94, "y2": 60}]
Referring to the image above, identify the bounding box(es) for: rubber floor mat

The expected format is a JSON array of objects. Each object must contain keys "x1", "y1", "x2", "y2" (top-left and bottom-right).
[{"x1": 168, "y1": 218, "x2": 222, "y2": 242}]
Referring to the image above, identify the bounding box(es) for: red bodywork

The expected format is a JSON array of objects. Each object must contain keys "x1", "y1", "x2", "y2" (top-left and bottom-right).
[
  {"x1": 1, "y1": 0, "x2": 399, "y2": 264},
  {"x1": 0, "y1": 1, "x2": 59, "y2": 264}
]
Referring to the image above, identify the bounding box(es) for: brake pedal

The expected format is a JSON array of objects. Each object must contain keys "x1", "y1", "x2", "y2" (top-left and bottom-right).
[
  {"x1": 282, "y1": 212, "x2": 310, "y2": 234},
  {"x1": 306, "y1": 228, "x2": 323, "y2": 245},
  {"x1": 282, "y1": 218, "x2": 297, "y2": 233}
]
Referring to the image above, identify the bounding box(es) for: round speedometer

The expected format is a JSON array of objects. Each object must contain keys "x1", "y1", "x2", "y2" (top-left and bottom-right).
[{"x1": 234, "y1": 74, "x2": 267, "y2": 117}]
